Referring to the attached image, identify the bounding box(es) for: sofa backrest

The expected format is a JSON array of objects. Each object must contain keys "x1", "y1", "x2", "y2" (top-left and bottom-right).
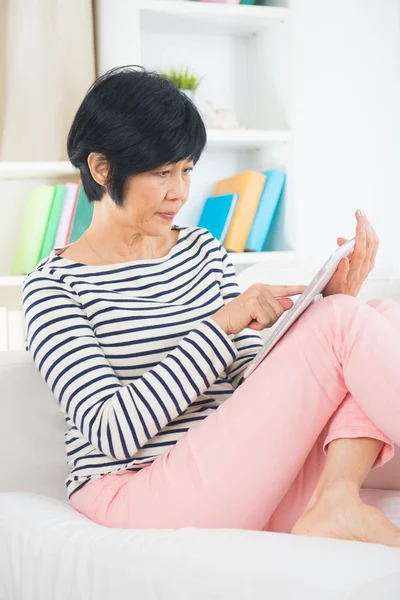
[{"x1": 0, "y1": 350, "x2": 68, "y2": 500}]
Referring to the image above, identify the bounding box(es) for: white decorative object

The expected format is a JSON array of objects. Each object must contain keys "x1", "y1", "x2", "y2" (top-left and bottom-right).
[
  {"x1": 179, "y1": 88, "x2": 196, "y2": 102},
  {"x1": 203, "y1": 101, "x2": 241, "y2": 129}
]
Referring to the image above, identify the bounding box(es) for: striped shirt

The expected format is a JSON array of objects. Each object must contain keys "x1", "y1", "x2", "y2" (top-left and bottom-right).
[{"x1": 22, "y1": 225, "x2": 264, "y2": 499}]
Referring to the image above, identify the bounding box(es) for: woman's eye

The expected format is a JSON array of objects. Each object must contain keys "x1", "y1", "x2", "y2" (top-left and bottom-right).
[{"x1": 157, "y1": 167, "x2": 193, "y2": 177}]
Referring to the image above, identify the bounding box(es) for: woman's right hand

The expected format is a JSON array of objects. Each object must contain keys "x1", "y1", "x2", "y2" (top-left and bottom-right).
[{"x1": 210, "y1": 283, "x2": 307, "y2": 336}]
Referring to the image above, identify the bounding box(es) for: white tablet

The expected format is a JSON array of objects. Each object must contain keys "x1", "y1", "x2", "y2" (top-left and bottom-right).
[{"x1": 242, "y1": 237, "x2": 356, "y2": 380}]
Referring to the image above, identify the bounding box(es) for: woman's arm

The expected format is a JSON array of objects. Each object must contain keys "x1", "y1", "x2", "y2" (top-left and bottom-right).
[
  {"x1": 217, "y1": 243, "x2": 265, "y2": 389},
  {"x1": 22, "y1": 271, "x2": 238, "y2": 461}
]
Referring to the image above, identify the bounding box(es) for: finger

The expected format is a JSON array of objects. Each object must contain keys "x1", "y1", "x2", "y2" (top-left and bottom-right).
[
  {"x1": 264, "y1": 292, "x2": 286, "y2": 321},
  {"x1": 337, "y1": 237, "x2": 348, "y2": 246},
  {"x1": 357, "y1": 211, "x2": 376, "y2": 277},
  {"x1": 350, "y1": 209, "x2": 367, "y2": 276},
  {"x1": 337, "y1": 237, "x2": 354, "y2": 260},
  {"x1": 258, "y1": 292, "x2": 285, "y2": 324},
  {"x1": 267, "y1": 284, "x2": 307, "y2": 297},
  {"x1": 364, "y1": 221, "x2": 376, "y2": 276},
  {"x1": 367, "y1": 222, "x2": 379, "y2": 270}
]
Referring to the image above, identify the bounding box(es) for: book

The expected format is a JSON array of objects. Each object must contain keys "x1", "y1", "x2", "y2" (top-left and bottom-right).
[
  {"x1": 240, "y1": 0, "x2": 256, "y2": 4},
  {"x1": 54, "y1": 182, "x2": 79, "y2": 248},
  {"x1": 197, "y1": 193, "x2": 239, "y2": 244},
  {"x1": 38, "y1": 184, "x2": 67, "y2": 261},
  {"x1": 68, "y1": 182, "x2": 93, "y2": 244},
  {"x1": 245, "y1": 169, "x2": 286, "y2": 252},
  {"x1": 213, "y1": 170, "x2": 266, "y2": 252},
  {"x1": 7, "y1": 310, "x2": 25, "y2": 351},
  {"x1": 0, "y1": 307, "x2": 8, "y2": 352},
  {"x1": 11, "y1": 185, "x2": 55, "y2": 275}
]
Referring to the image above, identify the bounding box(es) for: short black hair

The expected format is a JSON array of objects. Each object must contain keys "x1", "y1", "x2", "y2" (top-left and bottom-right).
[{"x1": 67, "y1": 65, "x2": 207, "y2": 206}]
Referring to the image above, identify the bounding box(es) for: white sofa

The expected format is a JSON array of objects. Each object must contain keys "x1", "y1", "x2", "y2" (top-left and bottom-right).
[{"x1": 1, "y1": 261, "x2": 400, "y2": 600}]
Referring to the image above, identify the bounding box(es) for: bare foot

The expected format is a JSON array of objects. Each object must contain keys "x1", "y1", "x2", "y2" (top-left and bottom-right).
[{"x1": 291, "y1": 482, "x2": 400, "y2": 547}]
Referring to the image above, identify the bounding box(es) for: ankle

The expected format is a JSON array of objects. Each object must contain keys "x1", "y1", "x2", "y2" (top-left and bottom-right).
[{"x1": 308, "y1": 477, "x2": 361, "y2": 508}]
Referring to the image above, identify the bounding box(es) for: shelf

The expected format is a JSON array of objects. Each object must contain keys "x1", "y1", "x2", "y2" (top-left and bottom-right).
[
  {"x1": 0, "y1": 130, "x2": 290, "y2": 180},
  {"x1": 0, "y1": 162, "x2": 79, "y2": 180},
  {"x1": 207, "y1": 129, "x2": 291, "y2": 148},
  {"x1": 140, "y1": 1, "x2": 289, "y2": 36},
  {"x1": 0, "y1": 277, "x2": 26, "y2": 287}
]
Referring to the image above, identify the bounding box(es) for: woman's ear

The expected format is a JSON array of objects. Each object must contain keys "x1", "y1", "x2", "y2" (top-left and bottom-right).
[{"x1": 87, "y1": 152, "x2": 109, "y2": 187}]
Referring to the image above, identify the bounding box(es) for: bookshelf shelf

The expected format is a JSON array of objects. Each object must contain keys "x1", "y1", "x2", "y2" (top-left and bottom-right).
[
  {"x1": 140, "y1": 1, "x2": 289, "y2": 36},
  {"x1": 0, "y1": 128, "x2": 290, "y2": 180},
  {"x1": 0, "y1": 162, "x2": 79, "y2": 180},
  {"x1": 207, "y1": 129, "x2": 291, "y2": 148},
  {"x1": 0, "y1": 277, "x2": 26, "y2": 288}
]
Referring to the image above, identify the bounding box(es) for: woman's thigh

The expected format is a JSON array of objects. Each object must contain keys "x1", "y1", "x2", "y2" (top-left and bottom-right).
[{"x1": 71, "y1": 295, "x2": 400, "y2": 530}]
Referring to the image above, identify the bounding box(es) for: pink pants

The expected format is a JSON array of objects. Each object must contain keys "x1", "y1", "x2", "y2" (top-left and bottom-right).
[{"x1": 71, "y1": 295, "x2": 400, "y2": 532}]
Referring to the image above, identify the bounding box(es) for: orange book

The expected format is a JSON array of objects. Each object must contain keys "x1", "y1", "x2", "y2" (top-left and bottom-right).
[{"x1": 213, "y1": 170, "x2": 267, "y2": 252}]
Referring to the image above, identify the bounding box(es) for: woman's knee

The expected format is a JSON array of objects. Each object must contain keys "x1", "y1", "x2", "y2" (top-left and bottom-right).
[
  {"x1": 307, "y1": 293, "x2": 360, "y2": 322},
  {"x1": 292, "y1": 294, "x2": 360, "y2": 339},
  {"x1": 367, "y1": 297, "x2": 396, "y2": 312}
]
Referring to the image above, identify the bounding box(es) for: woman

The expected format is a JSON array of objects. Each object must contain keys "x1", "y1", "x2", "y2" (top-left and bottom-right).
[{"x1": 22, "y1": 65, "x2": 400, "y2": 546}]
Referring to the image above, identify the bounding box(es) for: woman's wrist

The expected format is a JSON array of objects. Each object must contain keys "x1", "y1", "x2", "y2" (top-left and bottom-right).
[{"x1": 209, "y1": 312, "x2": 230, "y2": 335}]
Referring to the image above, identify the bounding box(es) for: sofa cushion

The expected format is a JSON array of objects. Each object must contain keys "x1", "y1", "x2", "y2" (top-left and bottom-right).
[{"x1": 0, "y1": 490, "x2": 400, "y2": 600}]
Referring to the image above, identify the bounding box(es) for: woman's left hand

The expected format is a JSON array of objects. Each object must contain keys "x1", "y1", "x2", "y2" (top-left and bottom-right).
[{"x1": 323, "y1": 210, "x2": 379, "y2": 298}]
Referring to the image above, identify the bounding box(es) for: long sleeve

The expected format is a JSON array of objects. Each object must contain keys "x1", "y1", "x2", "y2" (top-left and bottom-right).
[
  {"x1": 217, "y1": 244, "x2": 264, "y2": 389},
  {"x1": 22, "y1": 271, "x2": 238, "y2": 462}
]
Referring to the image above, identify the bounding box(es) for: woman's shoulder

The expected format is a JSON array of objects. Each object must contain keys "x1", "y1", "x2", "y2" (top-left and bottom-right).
[{"x1": 187, "y1": 225, "x2": 220, "y2": 246}]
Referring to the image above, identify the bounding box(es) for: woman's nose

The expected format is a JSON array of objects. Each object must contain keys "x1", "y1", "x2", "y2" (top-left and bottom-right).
[{"x1": 167, "y1": 175, "x2": 188, "y2": 199}]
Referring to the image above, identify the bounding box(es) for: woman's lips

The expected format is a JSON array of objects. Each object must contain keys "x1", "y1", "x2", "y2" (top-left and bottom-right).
[{"x1": 158, "y1": 213, "x2": 175, "y2": 220}]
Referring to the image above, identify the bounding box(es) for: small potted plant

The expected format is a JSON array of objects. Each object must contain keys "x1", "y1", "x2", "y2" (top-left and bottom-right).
[{"x1": 158, "y1": 66, "x2": 204, "y2": 102}]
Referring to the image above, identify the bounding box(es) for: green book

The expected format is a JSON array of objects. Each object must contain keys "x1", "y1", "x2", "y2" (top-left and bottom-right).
[
  {"x1": 11, "y1": 185, "x2": 55, "y2": 275},
  {"x1": 240, "y1": 0, "x2": 256, "y2": 4},
  {"x1": 68, "y1": 183, "x2": 93, "y2": 244},
  {"x1": 38, "y1": 184, "x2": 67, "y2": 261}
]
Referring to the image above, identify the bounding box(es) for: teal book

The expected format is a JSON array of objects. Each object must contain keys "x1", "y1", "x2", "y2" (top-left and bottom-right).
[
  {"x1": 197, "y1": 193, "x2": 239, "y2": 244},
  {"x1": 245, "y1": 169, "x2": 286, "y2": 252},
  {"x1": 68, "y1": 183, "x2": 93, "y2": 244},
  {"x1": 39, "y1": 184, "x2": 67, "y2": 261}
]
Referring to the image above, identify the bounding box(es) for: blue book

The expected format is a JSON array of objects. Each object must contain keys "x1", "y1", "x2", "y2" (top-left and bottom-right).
[
  {"x1": 197, "y1": 193, "x2": 239, "y2": 244},
  {"x1": 245, "y1": 169, "x2": 286, "y2": 251}
]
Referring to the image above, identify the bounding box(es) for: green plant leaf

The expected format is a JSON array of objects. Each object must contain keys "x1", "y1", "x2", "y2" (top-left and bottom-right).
[{"x1": 158, "y1": 65, "x2": 204, "y2": 90}]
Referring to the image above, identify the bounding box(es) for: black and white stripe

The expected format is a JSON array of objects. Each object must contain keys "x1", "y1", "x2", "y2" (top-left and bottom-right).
[{"x1": 22, "y1": 226, "x2": 264, "y2": 499}]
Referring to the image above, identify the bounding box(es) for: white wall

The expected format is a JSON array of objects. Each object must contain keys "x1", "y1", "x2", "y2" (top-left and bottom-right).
[{"x1": 291, "y1": 0, "x2": 400, "y2": 266}]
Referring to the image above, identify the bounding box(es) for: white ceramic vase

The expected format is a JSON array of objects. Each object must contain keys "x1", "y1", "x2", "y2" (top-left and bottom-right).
[{"x1": 179, "y1": 89, "x2": 196, "y2": 102}]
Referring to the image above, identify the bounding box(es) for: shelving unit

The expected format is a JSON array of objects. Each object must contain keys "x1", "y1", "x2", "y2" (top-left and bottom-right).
[
  {"x1": 95, "y1": 0, "x2": 293, "y2": 257},
  {"x1": 0, "y1": 0, "x2": 294, "y2": 319}
]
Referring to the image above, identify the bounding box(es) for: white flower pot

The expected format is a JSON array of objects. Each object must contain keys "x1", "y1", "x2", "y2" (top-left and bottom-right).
[{"x1": 179, "y1": 89, "x2": 196, "y2": 102}]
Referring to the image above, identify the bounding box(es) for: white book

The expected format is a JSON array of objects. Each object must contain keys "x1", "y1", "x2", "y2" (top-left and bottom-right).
[
  {"x1": 0, "y1": 306, "x2": 8, "y2": 351},
  {"x1": 7, "y1": 310, "x2": 25, "y2": 351}
]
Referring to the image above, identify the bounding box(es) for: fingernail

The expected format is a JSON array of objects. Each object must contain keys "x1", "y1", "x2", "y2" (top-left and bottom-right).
[
  {"x1": 357, "y1": 209, "x2": 366, "y2": 217},
  {"x1": 359, "y1": 225, "x2": 365, "y2": 233}
]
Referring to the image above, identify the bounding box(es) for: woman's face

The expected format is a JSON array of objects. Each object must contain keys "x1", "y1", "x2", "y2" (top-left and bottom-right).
[{"x1": 118, "y1": 158, "x2": 194, "y2": 235}]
